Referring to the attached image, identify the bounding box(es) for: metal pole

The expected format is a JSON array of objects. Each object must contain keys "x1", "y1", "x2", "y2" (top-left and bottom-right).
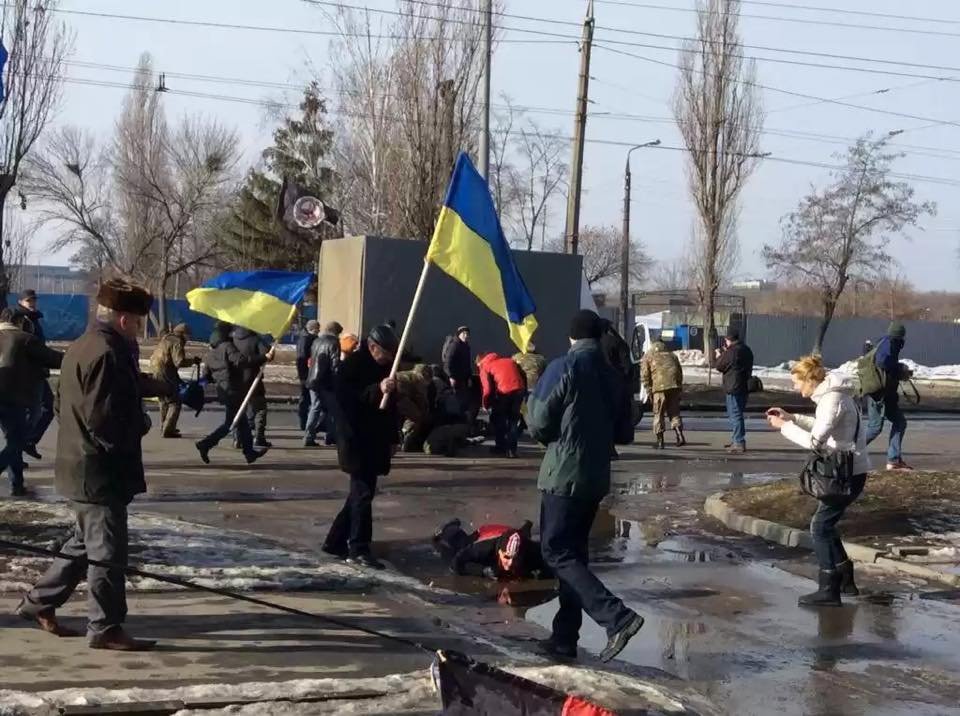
[
  {"x1": 563, "y1": 0, "x2": 595, "y2": 255},
  {"x1": 620, "y1": 158, "x2": 631, "y2": 337},
  {"x1": 478, "y1": 0, "x2": 492, "y2": 181}
]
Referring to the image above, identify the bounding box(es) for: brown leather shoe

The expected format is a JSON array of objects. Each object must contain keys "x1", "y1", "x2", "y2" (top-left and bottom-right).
[
  {"x1": 17, "y1": 604, "x2": 82, "y2": 637},
  {"x1": 88, "y1": 627, "x2": 157, "y2": 651}
]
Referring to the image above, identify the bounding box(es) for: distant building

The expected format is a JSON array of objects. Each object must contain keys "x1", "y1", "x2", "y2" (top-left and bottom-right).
[
  {"x1": 8, "y1": 265, "x2": 92, "y2": 295},
  {"x1": 731, "y1": 279, "x2": 777, "y2": 291}
]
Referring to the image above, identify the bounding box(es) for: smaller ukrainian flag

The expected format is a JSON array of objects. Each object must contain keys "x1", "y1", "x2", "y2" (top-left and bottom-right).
[
  {"x1": 186, "y1": 270, "x2": 313, "y2": 338},
  {"x1": 427, "y1": 152, "x2": 538, "y2": 351}
]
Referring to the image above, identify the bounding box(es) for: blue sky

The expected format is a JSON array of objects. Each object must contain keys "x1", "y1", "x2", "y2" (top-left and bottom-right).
[{"x1": 35, "y1": 0, "x2": 960, "y2": 290}]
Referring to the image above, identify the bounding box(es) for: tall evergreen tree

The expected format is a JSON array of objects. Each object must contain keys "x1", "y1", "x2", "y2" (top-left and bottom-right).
[{"x1": 219, "y1": 83, "x2": 338, "y2": 270}]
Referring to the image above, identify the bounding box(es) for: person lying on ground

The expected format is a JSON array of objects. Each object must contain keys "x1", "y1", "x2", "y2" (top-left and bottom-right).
[{"x1": 434, "y1": 518, "x2": 553, "y2": 581}]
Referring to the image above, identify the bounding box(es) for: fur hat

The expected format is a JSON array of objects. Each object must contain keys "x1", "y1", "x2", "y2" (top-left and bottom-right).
[{"x1": 96, "y1": 279, "x2": 153, "y2": 316}]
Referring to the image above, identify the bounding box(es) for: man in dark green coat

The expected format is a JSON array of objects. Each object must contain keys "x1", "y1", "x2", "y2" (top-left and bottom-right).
[{"x1": 527, "y1": 309, "x2": 644, "y2": 664}]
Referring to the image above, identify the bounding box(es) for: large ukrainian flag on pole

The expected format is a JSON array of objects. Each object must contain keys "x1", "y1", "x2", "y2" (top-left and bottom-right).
[
  {"x1": 427, "y1": 152, "x2": 538, "y2": 351},
  {"x1": 186, "y1": 270, "x2": 313, "y2": 338}
]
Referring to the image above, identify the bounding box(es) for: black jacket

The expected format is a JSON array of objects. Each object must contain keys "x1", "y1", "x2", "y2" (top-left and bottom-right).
[
  {"x1": 715, "y1": 341, "x2": 754, "y2": 396},
  {"x1": 442, "y1": 335, "x2": 472, "y2": 384},
  {"x1": 204, "y1": 327, "x2": 267, "y2": 401},
  {"x1": 599, "y1": 320, "x2": 638, "y2": 392},
  {"x1": 232, "y1": 327, "x2": 269, "y2": 396},
  {"x1": 307, "y1": 331, "x2": 341, "y2": 391},
  {"x1": 296, "y1": 332, "x2": 317, "y2": 381},
  {"x1": 11, "y1": 305, "x2": 45, "y2": 343},
  {"x1": 0, "y1": 324, "x2": 63, "y2": 407},
  {"x1": 453, "y1": 536, "x2": 552, "y2": 580},
  {"x1": 335, "y1": 345, "x2": 399, "y2": 476},
  {"x1": 55, "y1": 324, "x2": 171, "y2": 505}
]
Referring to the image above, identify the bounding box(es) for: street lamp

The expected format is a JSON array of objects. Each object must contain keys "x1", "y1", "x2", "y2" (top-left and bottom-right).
[{"x1": 621, "y1": 139, "x2": 661, "y2": 337}]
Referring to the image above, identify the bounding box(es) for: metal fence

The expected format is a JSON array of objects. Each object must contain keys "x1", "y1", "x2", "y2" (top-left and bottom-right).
[{"x1": 747, "y1": 314, "x2": 960, "y2": 367}]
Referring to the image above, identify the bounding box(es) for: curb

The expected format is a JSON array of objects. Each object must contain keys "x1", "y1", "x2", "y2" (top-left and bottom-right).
[{"x1": 703, "y1": 491, "x2": 960, "y2": 587}]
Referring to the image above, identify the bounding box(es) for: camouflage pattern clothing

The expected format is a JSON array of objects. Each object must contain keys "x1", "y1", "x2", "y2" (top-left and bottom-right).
[
  {"x1": 640, "y1": 341, "x2": 684, "y2": 437},
  {"x1": 512, "y1": 351, "x2": 547, "y2": 392},
  {"x1": 395, "y1": 365, "x2": 433, "y2": 451},
  {"x1": 149, "y1": 328, "x2": 194, "y2": 437}
]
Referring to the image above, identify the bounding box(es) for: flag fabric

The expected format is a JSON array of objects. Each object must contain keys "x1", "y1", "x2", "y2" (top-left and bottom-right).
[
  {"x1": 426, "y1": 152, "x2": 538, "y2": 351},
  {"x1": 186, "y1": 270, "x2": 313, "y2": 338},
  {"x1": 0, "y1": 42, "x2": 7, "y2": 102}
]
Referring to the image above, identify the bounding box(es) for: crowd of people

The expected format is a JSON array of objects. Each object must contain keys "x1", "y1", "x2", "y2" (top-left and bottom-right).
[{"x1": 1, "y1": 277, "x2": 919, "y2": 660}]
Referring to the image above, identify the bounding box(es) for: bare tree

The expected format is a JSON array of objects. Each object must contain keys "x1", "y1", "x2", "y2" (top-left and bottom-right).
[
  {"x1": 673, "y1": 0, "x2": 762, "y2": 362},
  {"x1": 1, "y1": 207, "x2": 30, "y2": 291},
  {"x1": 763, "y1": 135, "x2": 935, "y2": 352},
  {"x1": 651, "y1": 257, "x2": 695, "y2": 292},
  {"x1": 0, "y1": 0, "x2": 72, "y2": 305},
  {"x1": 507, "y1": 119, "x2": 568, "y2": 251},
  {"x1": 550, "y1": 224, "x2": 650, "y2": 290}
]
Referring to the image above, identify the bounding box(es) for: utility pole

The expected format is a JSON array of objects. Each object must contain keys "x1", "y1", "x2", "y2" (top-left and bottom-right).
[
  {"x1": 478, "y1": 0, "x2": 493, "y2": 181},
  {"x1": 563, "y1": 0, "x2": 595, "y2": 255},
  {"x1": 621, "y1": 139, "x2": 660, "y2": 336}
]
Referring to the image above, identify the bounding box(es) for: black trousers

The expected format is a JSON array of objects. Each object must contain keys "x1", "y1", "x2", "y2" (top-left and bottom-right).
[
  {"x1": 540, "y1": 492, "x2": 633, "y2": 648},
  {"x1": 200, "y1": 396, "x2": 254, "y2": 456},
  {"x1": 324, "y1": 472, "x2": 379, "y2": 557},
  {"x1": 21, "y1": 501, "x2": 129, "y2": 637},
  {"x1": 491, "y1": 391, "x2": 524, "y2": 452}
]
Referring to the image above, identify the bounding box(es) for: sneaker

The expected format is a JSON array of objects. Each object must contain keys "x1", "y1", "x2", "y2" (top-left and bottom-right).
[
  {"x1": 303, "y1": 439, "x2": 319, "y2": 448},
  {"x1": 347, "y1": 554, "x2": 386, "y2": 570},
  {"x1": 539, "y1": 638, "x2": 577, "y2": 661},
  {"x1": 245, "y1": 448, "x2": 269, "y2": 465},
  {"x1": 433, "y1": 518, "x2": 462, "y2": 541},
  {"x1": 599, "y1": 612, "x2": 644, "y2": 663},
  {"x1": 253, "y1": 439, "x2": 273, "y2": 450},
  {"x1": 23, "y1": 445, "x2": 41, "y2": 460},
  {"x1": 726, "y1": 444, "x2": 746, "y2": 454},
  {"x1": 886, "y1": 459, "x2": 913, "y2": 471},
  {"x1": 196, "y1": 441, "x2": 211, "y2": 465},
  {"x1": 88, "y1": 627, "x2": 156, "y2": 651}
]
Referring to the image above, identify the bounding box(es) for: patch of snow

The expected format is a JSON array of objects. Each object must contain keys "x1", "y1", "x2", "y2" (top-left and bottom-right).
[{"x1": 675, "y1": 349, "x2": 707, "y2": 367}]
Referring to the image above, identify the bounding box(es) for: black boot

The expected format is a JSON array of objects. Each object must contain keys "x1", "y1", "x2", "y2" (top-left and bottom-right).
[
  {"x1": 798, "y1": 569, "x2": 842, "y2": 607},
  {"x1": 674, "y1": 426, "x2": 687, "y2": 447},
  {"x1": 836, "y1": 560, "x2": 860, "y2": 596}
]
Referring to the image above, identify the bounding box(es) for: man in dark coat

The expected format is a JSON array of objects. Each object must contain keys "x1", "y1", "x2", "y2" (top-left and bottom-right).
[
  {"x1": 17, "y1": 279, "x2": 172, "y2": 650},
  {"x1": 527, "y1": 309, "x2": 644, "y2": 663},
  {"x1": 0, "y1": 308, "x2": 63, "y2": 496},
  {"x1": 12, "y1": 289, "x2": 55, "y2": 459},
  {"x1": 714, "y1": 327, "x2": 754, "y2": 454},
  {"x1": 232, "y1": 327, "x2": 271, "y2": 448},
  {"x1": 304, "y1": 321, "x2": 343, "y2": 447},
  {"x1": 442, "y1": 325, "x2": 473, "y2": 415},
  {"x1": 296, "y1": 320, "x2": 321, "y2": 430},
  {"x1": 196, "y1": 322, "x2": 274, "y2": 464},
  {"x1": 864, "y1": 322, "x2": 910, "y2": 470},
  {"x1": 322, "y1": 324, "x2": 399, "y2": 570}
]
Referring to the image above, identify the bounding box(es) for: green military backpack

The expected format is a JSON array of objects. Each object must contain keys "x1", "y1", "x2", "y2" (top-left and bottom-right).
[{"x1": 856, "y1": 346, "x2": 885, "y2": 397}]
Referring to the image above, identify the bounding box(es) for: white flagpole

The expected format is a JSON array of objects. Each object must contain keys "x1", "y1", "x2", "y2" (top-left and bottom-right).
[{"x1": 379, "y1": 259, "x2": 431, "y2": 410}]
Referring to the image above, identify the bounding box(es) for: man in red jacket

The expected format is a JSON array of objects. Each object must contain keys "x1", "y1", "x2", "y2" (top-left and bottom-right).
[{"x1": 477, "y1": 353, "x2": 527, "y2": 458}]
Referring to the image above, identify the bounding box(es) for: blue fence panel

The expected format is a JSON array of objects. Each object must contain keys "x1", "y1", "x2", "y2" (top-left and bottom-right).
[{"x1": 6, "y1": 293, "x2": 90, "y2": 340}]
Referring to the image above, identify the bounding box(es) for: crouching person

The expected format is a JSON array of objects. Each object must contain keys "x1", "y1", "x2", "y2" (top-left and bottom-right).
[{"x1": 17, "y1": 280, "x2": 173, "y2": 650}]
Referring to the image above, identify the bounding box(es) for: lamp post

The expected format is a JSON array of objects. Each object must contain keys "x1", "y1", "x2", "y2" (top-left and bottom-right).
[{"x1": 621, "y1": 139, "x2": 660, "y2": 336}]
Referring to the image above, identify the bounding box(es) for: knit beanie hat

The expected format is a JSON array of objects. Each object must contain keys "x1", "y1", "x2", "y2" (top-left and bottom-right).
[
  {"x1": 569, "y1": 309, "x2": 602, "y2": 341},
  {"x1": 888, "y1": 322, "x2": 906, "y2": 339}
]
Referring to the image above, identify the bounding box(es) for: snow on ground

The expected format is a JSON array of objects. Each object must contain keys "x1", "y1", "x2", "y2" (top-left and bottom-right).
[
  {"x1": 0, "y1": 501, "x2": 381, "y2": 594},
  {"x1": 0, "y1": 664, "x2": 695, "y2": 716}
]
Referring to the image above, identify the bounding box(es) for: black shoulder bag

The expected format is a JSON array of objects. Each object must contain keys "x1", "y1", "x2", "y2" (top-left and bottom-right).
[{"x1": 798, "y1": 411, "x2": 860, "y2": 501}]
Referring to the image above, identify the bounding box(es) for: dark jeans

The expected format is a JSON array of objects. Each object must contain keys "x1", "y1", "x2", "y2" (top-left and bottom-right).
[
  {"x1": 324, "y1": 472, "x2": 379, "y2": 557},
  {"x1": 200, "y1": 396, "x2": 254, "y2": 456},
  {"x1": 491, "y1": 391, "x2": 524, "y2": 452},
  {"x1": 305, "y1": 388, "x2": 336, "y2": 445},
  {"x1": 865, "y1": 394, "x2": 906, "y2": 462},
  {"x1": 246, "y1": 391, "x2": 268, "y2": 443},
  {"x1": 26, "y1": 380, "x2": 55, "y2": 447},
  {"x1": 0, "y1": 403, "x2": 27, "y2": 490},
  {"x1": 539, "y1": 492, "x2": 634, "y2": 648},
  {"x1": 725, "y1": 392, "x2": 748, "y2": 446},
  {"x1": 298, "y1": 383, "x2": 311, "y2": 431},
  {"x1": 20, "y1": 502, "x2": 129, "y2": 637},
  {"x1": 810, "y1": 474, "x2": 867, "y2": 571}
]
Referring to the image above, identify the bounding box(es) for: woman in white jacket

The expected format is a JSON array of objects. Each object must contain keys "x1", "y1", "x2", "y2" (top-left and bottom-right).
[{"x1": 767, "y1": 355, "x2": 871, "y2": 607}]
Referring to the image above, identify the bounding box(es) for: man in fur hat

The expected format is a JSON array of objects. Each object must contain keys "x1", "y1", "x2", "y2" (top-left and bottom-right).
[{"x1": 16, "y1": 279, "x2": 173, "y2": 651}]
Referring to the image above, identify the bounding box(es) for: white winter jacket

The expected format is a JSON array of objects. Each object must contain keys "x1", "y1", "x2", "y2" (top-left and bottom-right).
[{"x1": 780, "y1": 372, "x2": 871, "y2": 476}]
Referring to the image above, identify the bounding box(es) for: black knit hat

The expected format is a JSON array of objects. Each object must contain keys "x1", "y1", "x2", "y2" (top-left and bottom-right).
[
  {"x1": 368, "y1": 324, "x2": 399, "y2": 356},
  {"x1": 569, "y1": 309, "x2": 602, "y2": 341}
]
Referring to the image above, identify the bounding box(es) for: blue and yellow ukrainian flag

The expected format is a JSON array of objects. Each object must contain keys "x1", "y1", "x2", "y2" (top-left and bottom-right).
[
  {"x1": 427, "y1": 152, "x2": 538, "y2": 351},
  {"x1": 186, "y1": 270, "x2": 313, "y2": 338}
]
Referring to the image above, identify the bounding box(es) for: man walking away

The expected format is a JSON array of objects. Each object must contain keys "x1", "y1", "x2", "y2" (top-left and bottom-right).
[
  {"x1": 0, "y1": 308, "x2": 63, "y2": 497},
  {"x1": 860, "y1": 322, "x2": 910, "y2": 471},
  {"x1": 477, "y1": 352, "x2": 527, "y2": 458},
  {"x1": 640, "y1": 340, "x2": 685, "y2": 449},
  {"x1": 715, "y1": 327, "x2": 754, "y2": 454},
  {"x1": 322, "y1": 325, "x2": 399, "y2": 570},
  {"x1": 296, "y1": 320, "x2": 321, "y2": 430},
  {"x1": 304, "y1": 321, "x2": 343, "y2": 447},
  {"x1": 17, "y1": 279, "x2": 172, "y2": 650},
  {"x1": 232, "y1": 327, "x2": 271, "y2": 449},
  {"x1": 442, "y1": 326, "x2": 472, "y2": 415},
  {"x1": 527, "y1": 309, "x2": 644, "y2": 663},
  {"x1": 196, "y1": 322, "x2": 274, "y2": 464},
  {"x1": 149, "y1": 324, "x2": 199, "y2": 438},
  {"x1": 12, "y1": 289, "x2": 54, "y2": 460}
]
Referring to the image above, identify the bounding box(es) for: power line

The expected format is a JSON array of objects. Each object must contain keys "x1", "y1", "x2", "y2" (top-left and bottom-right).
[
  {"x1": 594, "y1": 43, "x2": 960, "y2": 131},
  {"x1": 729, "y1": 0, "x2": 960, "y2": 26}
]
